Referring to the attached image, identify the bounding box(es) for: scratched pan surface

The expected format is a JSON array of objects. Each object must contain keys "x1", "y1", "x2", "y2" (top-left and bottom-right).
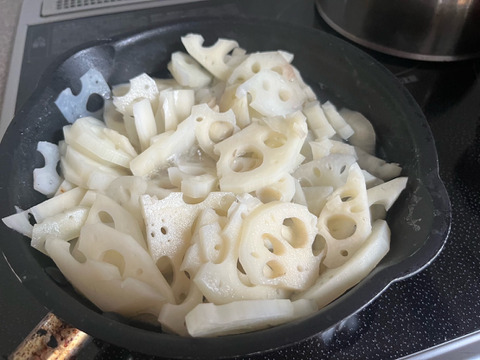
[{"x1": 0, "y1": 18, "x2": 451, "y2": 359}]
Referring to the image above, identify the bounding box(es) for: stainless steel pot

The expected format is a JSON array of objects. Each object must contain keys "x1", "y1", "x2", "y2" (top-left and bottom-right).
[{"x1": 315, "y1": 0, "x2": 480, "y2": 61}]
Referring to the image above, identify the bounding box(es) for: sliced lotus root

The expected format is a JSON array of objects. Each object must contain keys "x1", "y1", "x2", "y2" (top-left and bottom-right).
[
  {"x1": 112, "y1": 73, "x2": 159, "y2": 116},
  {"x1": 181, "y1": 34, "x2": 240, "y2": 80},
  {"x1": 227, "y1": 51, "x2": 295, "y2": 85},
  {"x1": 239, "y1": 201, "x2": 324, "y2": 291},
  {"x1": 317, "y1": 162, "x2": 372, "y2": 268},
  {"x1": 214, "y1": 112, "x2": 307, "y2": 194},
  {"x1": 293, "y1": 154, "x2": 357, "y2": 189},
  {"x1": 236, "y1": 69, "x2": 307, "y2": 117},
  {"x1": 193, "y1": 103, "x2": 238, "y2": 159}
]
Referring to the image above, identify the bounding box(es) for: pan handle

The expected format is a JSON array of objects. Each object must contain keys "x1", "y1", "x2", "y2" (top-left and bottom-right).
[{"x1": 9, "y1": 312, "x2": 91, "y2": 360}]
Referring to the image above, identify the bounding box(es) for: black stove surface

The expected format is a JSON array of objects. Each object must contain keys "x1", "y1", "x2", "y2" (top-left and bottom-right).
[{"x1": 1, "y1": 1, "x2": 480, "y2": 359}]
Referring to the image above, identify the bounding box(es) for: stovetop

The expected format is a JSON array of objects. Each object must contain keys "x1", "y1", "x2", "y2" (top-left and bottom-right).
[{"x1": 1, "y1": 1, "x2": 480, "y2": 359}]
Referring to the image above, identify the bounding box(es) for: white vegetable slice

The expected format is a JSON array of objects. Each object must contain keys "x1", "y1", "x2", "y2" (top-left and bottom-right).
[
  {"x1": 227, "y1": 51, "x2": 295, "y2": 85},
  {"x1": 317, "y1": 163, "x2": 372, "y2": 268},
  {"x1": 195, "y1": 89, "x2": 216, "y2": 108},
  {"x1": 65, "y1": 117, "x2": 136, "y2": 169},
  {"x1": 193, "y1": 194, "x2": 288, "y2": 304},
  {"x1": 86, "y1": 193, "x2": 146, "y2": 248},
  {"x1": 355, "y1": 147, "x2": 402, "y2": 181},
  {"x1": 141, "y1": 192, "x2": 236, "y2": 301},
  {"x1": 45, "y1": 237, "x2": 170, "y2": 318},
  {"x1": 158, "y1": 283, "x2": 203, "y2": 336},
  {"x1": 308, "y1": 139, "x2": 331, "y2": 159},
  {"x1": 310, "y1": 138, "x2": 357, "y2": 160},
  {"x1": 122, "y1": 114, "x2": 141, "y2": 150},
  {"x1": 77, "y1": 223, "x2": 174, "y2": 301},
  {"x1": 79, "y1": 190, "x2": 98, "y2": 207},
  {"x1": 193, "y1": 104, "x2": 238, "y2": 159},
  {"x1": 181, "y1": 34, "x2": 239, "y2": 80},
  {"x1": 295, "y1": 219, "x2": 390, "y2": 308},
  {"x1": 129, "y1": 113, "x2": 197, "y2": 176},
  {"x1": 106, "y1": 176, "x2": 149, "y2": 229},
  {"x1": 133, "y1": 98, "x2": 157, "y2": 152},
  {"x1": 33, "y1": 141, "x2": 62, "y2": 197},
  {"x1": 129, "y1": 130, "x2": 173, "y2": 175},
  {"x1": 322, "y1": 101, "x2": 354, "y2": 140},
  {"x1": 367, "y1": 177, "x2": 408, "y2": 210},
  {"x1": 292, "y1": 178, "x2": 308, "y2": 207},
  {"x1": 31, "y1": 206, "x2": 89, "y2": 254},
  {"x1": 112, "y1": 73, "x2": 159, "y2": 116},
  {"x1": 301, "y1": 131, "x2": 316, "y2": 162},
  {"x1": 277, "y1": 50, "x2": 294, "y2": 63},
  {"x1": 61, "y1": 145, "x2": 128, "y2": 190},
  {"x1": 185, "y1": 298, "x2": 317, "y2": 337},
  {"x1": 87, "y1": 170, "x2": 122, "y2": 192},
  {"x1": 293, "y1": 154, "x2": 357, "y2": 189},
  {"x1": 236, "y1": 69, "x2": 307, "y2": 117},
  {"x1": 177, "y1": 158, "x2": 217, "y2": 178},
  {"x1": 103, "y1": 99, "x2": 128, "y2": 137},
  {"x1": 255, "y1": 173, "x2": 296, "y2": 203},
  {"x1": 2, "y1": 209, "x2": 33, "y2": 238},
  {"x1": 339, "y1": 108, "x2": 376, "y2": 155},
  {"x1": 225, "y1": 47, "x2": 248, "y2": 69},
  {"x1": 180, "y1": 173, "x2": 218, "y2": 200},
  {"x1": 195, "y1": 80, "x2": 227, "y2": 109},
  {"x1": 168, "y1": 162, "x2": 218, "y2": 200},
  {"x1": 141, "y1": 192, "x2": 235, "y2": 263},
  {"x1": 59, "y1": 160, "x2": 83, "y2": 189},
  {"x1": 29, "y1": 187, "x2": 86, "y2": 223},
  {"x1": 238, "y1": 201, "x2": 323, "y2": 291},
  {"x1": 214, "y1": 112, "x2": 307, "y2": 194},
  {"x1": 154, "y1": 78, "x2": 181, "y2": 91},
  {"x1": 302, "y1": 101, "x2": 336, "y2": 140},
  {"x1": 167, "y1": 51, "x2": 212, "y2": 88},
  {"x1": 292, "y1": 65, "x2": 317, "y2": 101},
  {"x1": 111, "y1": 82, "x2": 129, "y2": 97},
  {"x1": 301, "y1": 186, "x2": 333, "y2": 216},
  {"x1": 102, "y1": 127, "x2": 137, "y2": 158},
  {"x1": 219, "y1": 85, "x2": 251, "y2": 129},
  {"x1": 195, "y1": 218, "x2": 225, "y2": 267},
  {"x1": 145, "y1": 179, "x2": 174, "y2": 200},
  {"x1": 363, "y1": 170, "x2": 384, "y2": 189},
  {"x1": 155, "y1": 88, "x2": 195, "y2": 133},
  {"x1": 169, "y1": 160, "x2": 216, "y2": 190},
  {"x1": 181, "y1": 208, "x2": 224, "y2": 276},
  {"x1": 195, "y1": 259, "x2": 288, "y2": 305}
]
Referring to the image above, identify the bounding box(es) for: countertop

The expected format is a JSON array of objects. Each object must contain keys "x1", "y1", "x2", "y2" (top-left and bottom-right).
[{"x1": 0, "y1": 0, "x2": 22, "y2": 115}]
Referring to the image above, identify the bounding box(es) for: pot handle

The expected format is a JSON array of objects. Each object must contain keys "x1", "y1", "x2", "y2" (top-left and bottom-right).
[{"x1": 9, "y1": 312, "x2": 91, "y2": 360}]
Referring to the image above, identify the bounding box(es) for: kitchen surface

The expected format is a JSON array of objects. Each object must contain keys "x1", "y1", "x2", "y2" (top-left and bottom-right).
[
  {"x1": 1, "y1": 1, "x2": 480, "y2": 359},
  {"x1": 0, "y1": 1, "x2": 22, "y2": 115}
]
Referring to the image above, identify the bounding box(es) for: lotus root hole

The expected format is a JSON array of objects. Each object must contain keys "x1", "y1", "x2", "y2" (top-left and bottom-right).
[
  {"x1": 327, "y1": 215, "x2": 357, "y2": 240},
  {"x1": 281, "y1": 217, "x2": 308, "y2": 248},
  {"x1": 263, "y1": 260, "x2": 285, "y2": 279},
  {"x1": 264, "y1": 131, "x2": 287, "y2": 148}
]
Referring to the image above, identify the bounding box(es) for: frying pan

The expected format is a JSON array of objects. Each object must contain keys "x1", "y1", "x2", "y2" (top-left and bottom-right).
[{"x1": 0, "y1": 17, "x2": 451, "y2": 359}]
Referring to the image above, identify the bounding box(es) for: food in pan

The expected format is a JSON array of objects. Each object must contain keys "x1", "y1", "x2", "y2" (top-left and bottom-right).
[{"x1": 2, "y1": 34, "x2": 407, "y2": 337}]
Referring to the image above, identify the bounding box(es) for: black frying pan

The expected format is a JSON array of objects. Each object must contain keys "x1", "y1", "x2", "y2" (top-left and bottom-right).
[{"x1": 0, "y1": 17, "x2": 451, "y2": 359}]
